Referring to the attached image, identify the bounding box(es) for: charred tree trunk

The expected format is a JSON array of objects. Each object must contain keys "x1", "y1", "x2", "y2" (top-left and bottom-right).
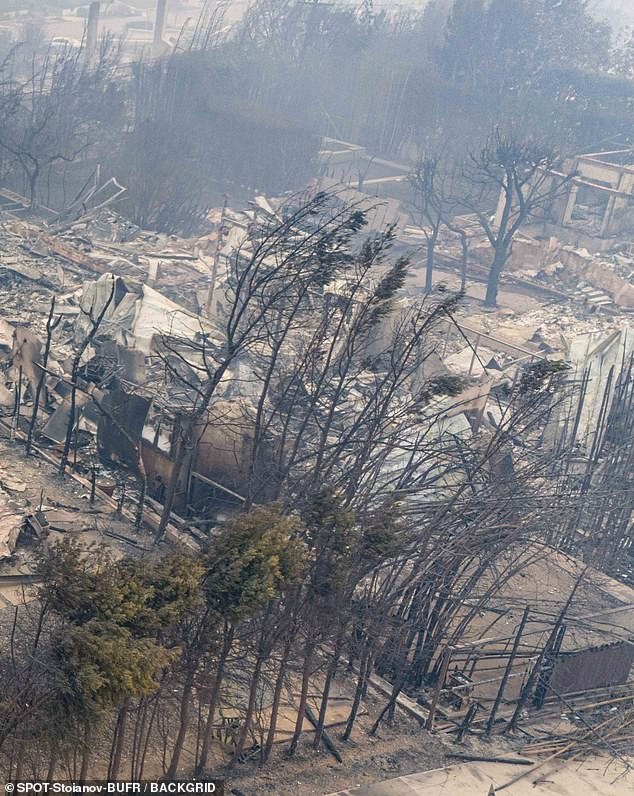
[
  {"x1": 78, "y1": 724, "x2": 92, "y2": 784},
  {"x1": 342, "y1": 643, "x2": 373, "y2": 741},
  {"x1": 262, "y1": 636, "x2": 292, "y2": 765},
  {"x1": 484, "y1": 246, "x2": 508, "y2": 308},
  {"x1": 232, "y1": 654, "x2": 265, "y2": 766},
  {"x1": 425, "y1": 226, "x2": 439, "y2": 293},
  {"x1": 313, "y1": 644, "x2": 341, "y2": 750},
  {"x1": 287, "y1": 642, "x2": 314, "y2": 757},
  {"x1": 166, "y1": 668, "x2": 196, "y2": 779},
  {"x1": 108, "y1": 701, "x2": 130, "y2": 781},
  {"x1": 196, "y1": 624, "x2": 234, "y2": 776}
]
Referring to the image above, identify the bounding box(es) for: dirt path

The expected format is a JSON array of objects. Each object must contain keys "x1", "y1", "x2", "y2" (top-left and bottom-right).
[{"x1": 224, "y1": 701, "x2": 448, "y2": 796}]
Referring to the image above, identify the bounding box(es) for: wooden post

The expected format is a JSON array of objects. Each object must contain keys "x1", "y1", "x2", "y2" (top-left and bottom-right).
[
  {"x1": 468, "y1": 335, "x2": 480, "y2": 376},
  {"x1": 457, "y1": 703, "x2": 478, "y2": 743},
  {"x1": 205, "y1": 194, "x2": 228, "y2": 319},
  {"x1": 485, "y1": 606, "x2": 530, "y2": 736},
  {"x1": 116, "y1": 482, "x2": 126, "y2": 517},
  {"x1": 72, "y1": 418, "x2": 79, "y2": 468},
  {"x1": 11, "y1": 366, "x2": 22, "y2": 442},
  {"x1": 532, "y1": 622, "x2": 566, "y2": 709},
  {"x1": 425, "y1": 646, "x2": 452, "y2": 731},
  {"x1": 442, "y1": 321, "x2": 451, "y2": 358}
]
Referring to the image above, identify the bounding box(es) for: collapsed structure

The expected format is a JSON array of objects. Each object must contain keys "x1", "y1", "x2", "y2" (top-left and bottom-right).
[
  {"x1": 0, "y1": 141, "x2": 632, "y2": 769},
  {"x1": 0, "y1": 158, "x2": 632, "y2": 546}
]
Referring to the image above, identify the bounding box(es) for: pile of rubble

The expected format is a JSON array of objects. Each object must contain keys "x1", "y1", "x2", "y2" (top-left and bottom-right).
[{"x1": 0, "y1": 185, "x2": 631, "y2": 567}]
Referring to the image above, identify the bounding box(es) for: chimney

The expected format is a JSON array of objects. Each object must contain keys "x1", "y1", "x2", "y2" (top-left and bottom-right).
[
  {"x1": 153, "y1": 0, "x2": 168, "y2": 52},
  {"x1": 85, "y1": 1, "x2": 100, "y2": 59}
]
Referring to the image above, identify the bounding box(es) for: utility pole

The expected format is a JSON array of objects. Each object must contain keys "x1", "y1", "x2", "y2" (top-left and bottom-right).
[{"x1": 205, "y1": 194, "x2": 228, "y2": 319}]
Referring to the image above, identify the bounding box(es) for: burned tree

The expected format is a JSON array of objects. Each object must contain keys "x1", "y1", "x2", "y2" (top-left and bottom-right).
[
  {"x1": 464, "y1": 129, "x2": 565, "y2": 307},
  {"x1": 26, "y1": 297, "x2": 61, "y2": 455},
  {"x1": 0, "y1": 42, "x2": 122, "y2": 209},
  {"x1": 153, "y1": 191, "x2": 369, "y2": 541},
  {"x1": 408, "y1": 155, "x2": 448, "y2": 293},
  {"x1": 152, "y1": 188, "x2": 579, "y2": 763},
  {"x1": 59, "y1": 276, "x2": 115, "y2": 476}
]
